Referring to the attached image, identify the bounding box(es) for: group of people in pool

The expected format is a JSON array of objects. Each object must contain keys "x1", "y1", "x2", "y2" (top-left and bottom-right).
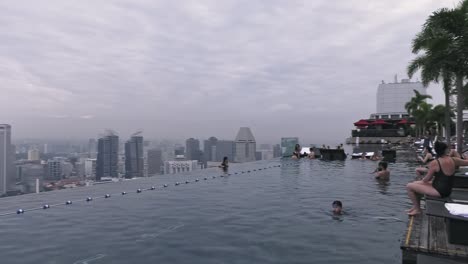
[
  {"x1": 406, "y1": 141, "x2": 468, "y2": 216},
  {"x1": 291, "y1": 144, "x2": 318, "y2": 159}
]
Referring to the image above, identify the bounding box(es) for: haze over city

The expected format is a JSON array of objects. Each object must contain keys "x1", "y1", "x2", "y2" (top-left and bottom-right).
[{"x1": 0, "y1": 0, "x2": 450, "y2": 143}]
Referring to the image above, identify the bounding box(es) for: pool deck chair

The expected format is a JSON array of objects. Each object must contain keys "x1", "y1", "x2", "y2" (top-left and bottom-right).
[
  {"x1": 318, "y1": 149, "x2": 346, "y2": 161},
  {"x1": 426, "y1": 200, "x2": 468, "y2": 245}
]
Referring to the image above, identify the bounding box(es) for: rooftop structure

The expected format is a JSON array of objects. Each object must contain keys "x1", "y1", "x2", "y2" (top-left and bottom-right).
[{"x1": 372, "y1": 76, "x2": 425, "y2": 120}]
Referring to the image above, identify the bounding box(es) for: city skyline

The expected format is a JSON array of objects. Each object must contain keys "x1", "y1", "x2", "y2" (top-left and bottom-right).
[{"x1": 0, "y1": 0, "x2": 450, "y2": 144}]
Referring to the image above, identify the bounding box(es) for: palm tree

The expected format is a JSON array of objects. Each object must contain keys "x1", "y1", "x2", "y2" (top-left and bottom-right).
[
  {"x1": 405, "y1": 91, "x2": 433, "y2": 137},
  {"x1": 430, "y1": 104, "x2": 452, "y2": 136},
  {"x1": 408, "y1": 54, "x2": 454, "y2": 143},
  {"x1": 409, "y1": 2, "x2": 468, "y2": 152},
  {"x1": 413, "y1": 102, "x2": 433, "y2": 137},
  {"x1": 405, "y1": 90, "x2": 433, "y2": 116}
]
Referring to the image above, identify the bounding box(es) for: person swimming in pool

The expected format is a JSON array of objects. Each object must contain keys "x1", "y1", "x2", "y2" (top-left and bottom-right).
[
  {"x1": 332, "y1": 200, "x2": 343, "y2": 215},
  {"x1": 308, "y1": 147, "x2": 316, "y2": 159},
  {"x1": 406, "y1": 141, "x2": 468, "y2": 216},
  {"x1": 373, "y1": 161, "x2": 390, "y2": 180}
]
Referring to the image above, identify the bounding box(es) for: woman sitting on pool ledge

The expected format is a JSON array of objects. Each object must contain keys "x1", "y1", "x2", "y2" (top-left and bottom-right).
[{"x1": 406, "y1": 141, "x2": 468, "y2": 216}]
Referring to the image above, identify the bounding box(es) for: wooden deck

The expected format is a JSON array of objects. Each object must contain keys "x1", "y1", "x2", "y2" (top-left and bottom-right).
[{"x1": 401, "y1": 211, "x2": 468, "y2": 263}]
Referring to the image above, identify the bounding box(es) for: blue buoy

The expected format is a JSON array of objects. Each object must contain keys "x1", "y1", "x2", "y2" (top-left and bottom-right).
[
  {"x1": 86, "y1": 197, "x2": 93, "y2": 202},
  {"x1": 43, "y1": 204, "x2": 50, "y2": 209},
  {"x1": 137, "y1": 189, "x2": 142, "y2": 193},
  {"x1": 151, "y1": 186, "x2": 156, "y2": 190},
  {"x1": 105, "y1": 194, "x2": 111, "y2": 198},
  {"x1": 66, "y1": 200, "x2": 72, "y2": 205},
  {"x1": 16, "y1": 209, "x2": 24, "y2": 214},
  {"x1": 163, "y1": 184, "x2": 168, "y2": 187},
  {"x1": 122, "y1": 191, "x2": 127, "y2": 195}
]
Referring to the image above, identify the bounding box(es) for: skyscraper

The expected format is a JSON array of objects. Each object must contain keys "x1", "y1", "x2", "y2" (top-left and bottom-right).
[
  {"x1": 0, "y1": 124, "x2": 13, "y2": 196},
  {"x1": 273, "y1": 144, "x2": 281, "y2": 158},
  {"x1": 203, "y1": 137, "x2": 218, "y2": 162},
  {"x1": 234, "y1": 127, "x2": 256, "y2": 163},
  {"x1": 147, "y1": 149, "x2": 163, "y2": 176},
  {"x1": 88, "y1": 138, "x2": 97, "y2": 158},
  {"x1": 215, "y1": 140, "x2": 235, "y2": 162},
  {"x1": 47, "y1": 158, "x2": 63, "y2": 180},
  {"x1": 125, "y1": 135, "x2": 144, "y2": 178},
  {"x1": 185, "y1": 138, "x2": 201, "y2": 161},
  {"x1": 28, "y1": 148, "x2": 40, "y2": 161},
  {"x1": 96, "y1": 133, "x2": 119, "y2": 181}
]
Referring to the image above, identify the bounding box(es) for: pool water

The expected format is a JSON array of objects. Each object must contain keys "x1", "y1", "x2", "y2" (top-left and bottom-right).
[{"x1": 0, "y1": 146, "x2": 418, "y2": 264}]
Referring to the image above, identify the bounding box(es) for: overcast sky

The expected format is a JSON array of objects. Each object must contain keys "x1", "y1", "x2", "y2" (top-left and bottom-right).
[{"x1": 0, "y1": 0, "x2": 456, "y2": 144}]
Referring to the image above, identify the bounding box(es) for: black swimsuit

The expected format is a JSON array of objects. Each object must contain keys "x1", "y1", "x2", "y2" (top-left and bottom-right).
[{"x1": 432, "y1": 159, "x2": 454, "y2": 198}]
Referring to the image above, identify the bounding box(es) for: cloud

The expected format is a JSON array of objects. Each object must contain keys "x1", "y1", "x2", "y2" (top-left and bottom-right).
[{"x1": 0, "y1": 0, "x2": 452, "y2": 143}]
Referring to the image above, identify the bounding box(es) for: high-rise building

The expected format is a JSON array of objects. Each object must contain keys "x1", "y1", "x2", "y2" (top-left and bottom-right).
[
  {"x1": 185, "y1": 138, "x2": 201, "y2": 161},
  {"x1": 234, "y1": 127, "x2": 256, "y2": 163},
  {"x1": 0, "y1": 124, "x2": 14, "y2": 196},
  {"x1": 147, "y1": 149, "x2": 163, "y2": 176},
  {"x1": 84, "y1": 158, "x2": 97, "y2": 179},
  {"x1": 281, "y1": 138, "x2": 299, "y2": 157},
  {"x1": 372, "y1": 77, "x2": 426, "y2": 119},
  {"x1": 203, "y1": 137, "x2": 218, "y2": 162},
  {"x1": 88, "y1": 138, "x2": 97, "y2": 158},
  {"x1": 28, "y1": 148, "x2": 40, "y2": 161},
  {"x1": 125, "y1": 135, "x2": 144, "y2": 178},
  {"x1": 96, "y1": 133, "x2": 119, "y2": 181},
  {"x1": 255, "y1": 151, "x2": 262, "y2": 161},
  {"x1": 273, "y1": 144, "x2": 281, "y2": 158},
  {"x1": 47, "y1": 159, "x2": 63, "y2": 180},
  {"x1": 215, "y1": 140, "x2": 235, "y2": 162}
]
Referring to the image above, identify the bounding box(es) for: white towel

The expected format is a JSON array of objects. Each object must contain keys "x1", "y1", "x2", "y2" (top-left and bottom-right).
[{"x1": 445, "y1": 203, "x2": 468, "y2": 218}]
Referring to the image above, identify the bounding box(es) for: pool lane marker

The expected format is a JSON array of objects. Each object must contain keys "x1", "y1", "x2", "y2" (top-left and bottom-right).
[{"x1": 6, "y1": 163, "x2": 285, "y2": 217}]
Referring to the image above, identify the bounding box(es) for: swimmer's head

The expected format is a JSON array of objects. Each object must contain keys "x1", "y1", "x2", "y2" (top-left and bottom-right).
[
  {"x1": 378, "y1": 161, "x2": 388, "y2": 170},
  {"x1": 332, "y1": 200, "x2": 343, "y2": 214}
]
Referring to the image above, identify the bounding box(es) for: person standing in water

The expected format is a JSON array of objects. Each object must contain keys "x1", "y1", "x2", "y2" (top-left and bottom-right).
[
  {"x1": 374, "y1": 161, "x2": 390, "y2": 180},
  {"x1": 219, "y1": 156, "x2": 229, "y2": 169}
]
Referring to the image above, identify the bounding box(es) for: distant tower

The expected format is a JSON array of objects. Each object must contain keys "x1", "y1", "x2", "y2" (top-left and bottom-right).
[
  {"x1": 125, "y1": 134, "x2": 144, "y2": 178},
  {"x1": 88, "y1": 138, "x2": 97, "y2": 158},
  {"x1": 96, "y1": 132, "x2": 119, "y2": 181},
  {"x1": 185, "y1": 138, "x2": 201, "y2": 161},
  {"x1": 0, "y1": 124, "x2": 13, "y2": 196},
  {"x1": 147, "y1": 149, "x2": 163, "y2": 175},
  {"x1": 28, "y1": 148, "x2": 40, "y2": 161},
  {"x1": 203, "y1": 137, "x2": 218, "y2": 162},
  {"x1": 234, "y1": 127, "x2": 256, "y2": 163}
]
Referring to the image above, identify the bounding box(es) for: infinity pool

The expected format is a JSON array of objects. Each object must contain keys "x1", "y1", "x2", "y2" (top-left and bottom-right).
[{"x1": 0, "y1": 146, "x2": 417, "y2": 264}]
